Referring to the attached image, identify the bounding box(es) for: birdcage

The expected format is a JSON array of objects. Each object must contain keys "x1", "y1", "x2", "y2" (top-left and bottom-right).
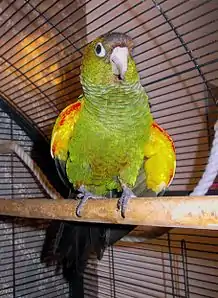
[{"x1": 0, "y1": 0, "x2": 218, "y2": 297}]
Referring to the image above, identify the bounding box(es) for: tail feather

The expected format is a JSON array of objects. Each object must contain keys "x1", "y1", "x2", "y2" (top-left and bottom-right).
[{"x1": 41, "y1": 221, "x2": 134, "y2": 282}]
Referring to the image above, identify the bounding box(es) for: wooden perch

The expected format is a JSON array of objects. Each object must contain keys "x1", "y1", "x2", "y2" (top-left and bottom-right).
[{"x1": 0, "y1": 196, "x2": 218, "y2": 229}]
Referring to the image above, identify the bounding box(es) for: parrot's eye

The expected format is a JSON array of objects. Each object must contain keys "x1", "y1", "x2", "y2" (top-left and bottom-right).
[{"x1": 95, "y1": 42, "x2": 106, "y2": 57}]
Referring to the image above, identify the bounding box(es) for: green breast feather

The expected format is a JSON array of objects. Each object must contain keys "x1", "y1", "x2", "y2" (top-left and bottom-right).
[{"x1": 66, "y1": 80, "x2": 152, "y2": 195}]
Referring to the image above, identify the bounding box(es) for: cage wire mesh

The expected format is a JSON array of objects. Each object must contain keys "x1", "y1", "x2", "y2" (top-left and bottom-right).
[
  {"x1": 0, "y1": 0, "x2": 218, "y2": 297},
  {"x1": 0, "y1": 107, "x2": 70, "y2": 296},
  {"x1": 88, "y1": 228, "x2": 218, "y2": 298}
]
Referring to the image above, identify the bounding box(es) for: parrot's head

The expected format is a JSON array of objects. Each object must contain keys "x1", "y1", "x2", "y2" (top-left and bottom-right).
[{"x1": 80, "y1": 32, "x2": 139, "y2": 86}]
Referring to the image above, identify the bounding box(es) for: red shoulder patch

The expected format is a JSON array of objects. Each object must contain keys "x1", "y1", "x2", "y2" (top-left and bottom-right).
[
  {"x1": 152, "y1": 122, "x2": 176, "y2": 153},
  {"x1": 59, "y1": 102, "x2": 81, "y2": 126}
]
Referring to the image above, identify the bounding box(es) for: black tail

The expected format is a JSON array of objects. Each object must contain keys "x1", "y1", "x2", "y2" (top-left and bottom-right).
[{"x1": 41, "y1": 220, "x2": 134, "y2": 282}]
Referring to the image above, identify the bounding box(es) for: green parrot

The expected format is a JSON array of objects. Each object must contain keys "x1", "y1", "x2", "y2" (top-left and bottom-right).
[
  {"x1": 42, "y1": 32, "x2": 176, "y2": 288},
  {"x1": 50, "y1": 32, "x2": 176, "y2": 216}
]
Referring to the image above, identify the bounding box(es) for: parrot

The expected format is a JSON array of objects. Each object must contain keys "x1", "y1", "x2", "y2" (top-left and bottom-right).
[{"x1": 41, "y1": 32, "x2": 176, "y2": 291}]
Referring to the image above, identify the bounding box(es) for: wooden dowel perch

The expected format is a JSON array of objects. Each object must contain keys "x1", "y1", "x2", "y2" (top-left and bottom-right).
[{"x1": 0, "y1": 196, "x2": 218, "y2": 229}]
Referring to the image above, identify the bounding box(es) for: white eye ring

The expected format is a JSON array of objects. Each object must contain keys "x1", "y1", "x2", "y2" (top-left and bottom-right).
[{"x1": 95, "y1": 42, "x2": 106, "y2": 57}]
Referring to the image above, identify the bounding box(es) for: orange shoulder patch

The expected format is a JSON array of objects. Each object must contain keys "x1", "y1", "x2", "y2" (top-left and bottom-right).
[
  {"x1": 51, "y1": 100, "x2": 83, "y2": 160},
  {"x1": 58, "y1": 101, "x2": 82, "y2": 127},
  {"x1": 152, "y1": 122, "x2": 176, "y2": 154}
]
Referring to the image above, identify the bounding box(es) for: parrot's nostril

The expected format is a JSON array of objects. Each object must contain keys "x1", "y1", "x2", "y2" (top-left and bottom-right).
[{"x1": 114, "y1": 74, "x2": 123, "y2": 81}]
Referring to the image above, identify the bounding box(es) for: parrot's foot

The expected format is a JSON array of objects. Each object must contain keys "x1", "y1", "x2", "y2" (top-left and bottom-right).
[
  {"x1": 117, "y1": 184, "x2": 136, "y2": 218},
  {"x1": 76, "y1": 185, "x2": 101, "y2": 217}
]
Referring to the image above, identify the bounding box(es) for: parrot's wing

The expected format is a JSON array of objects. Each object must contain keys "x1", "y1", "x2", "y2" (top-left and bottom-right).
[
  {"x1": 133, "y1": 121, "x2": 176, "y2": 197},
  {"x1": 50, "y1": 98, "x2": 83, "y2": 189},
  {"x1": 132, "y1": 121, "x2": 176, "y2": 240}
]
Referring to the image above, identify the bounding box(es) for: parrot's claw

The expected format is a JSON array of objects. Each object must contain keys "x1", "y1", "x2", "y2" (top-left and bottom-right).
[
  {"x1": 117, "y1": 185, "x2": 136, "y2": 218},
  {"x1": 76, "y1": 185, "x2": 101, "y2": 217}
]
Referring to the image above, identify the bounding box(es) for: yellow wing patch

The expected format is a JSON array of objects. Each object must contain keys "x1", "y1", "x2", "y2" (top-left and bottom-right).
[
  {"x1": 51, "y1": 100, "x2": 83, "y2": 161},
  {"x1": 144, "y1": 122, "x2": 176, "y2": 193}
]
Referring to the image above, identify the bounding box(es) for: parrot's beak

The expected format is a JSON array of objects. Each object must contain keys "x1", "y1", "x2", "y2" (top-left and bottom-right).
[{"x1": 110, "y1": 46, "x2": 129, "y2": 80}]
